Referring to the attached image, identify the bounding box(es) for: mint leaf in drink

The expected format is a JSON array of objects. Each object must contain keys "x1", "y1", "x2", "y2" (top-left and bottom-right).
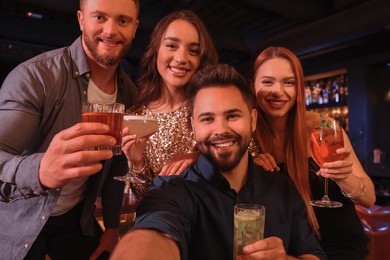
[
  {"x1": 320, "y1": 114, "x2": 326, "y2": 127},
  {"x1": 319, "y1": 114, "x2": 332, "y2": 128}
]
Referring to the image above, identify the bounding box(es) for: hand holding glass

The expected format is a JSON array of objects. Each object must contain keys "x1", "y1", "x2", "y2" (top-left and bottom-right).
[
  {"x1": 234, "y1": 204, "x2": 266, "y2": 258},
  {"x1": 82, "y1": 102, "x2": 124, "y2": 155},
  {"x1": 114, "y1": 115, "x2": 158, "y2": 183},
  {"x1": 310, "y1": 120, "x2": 344, "y2": 208}
]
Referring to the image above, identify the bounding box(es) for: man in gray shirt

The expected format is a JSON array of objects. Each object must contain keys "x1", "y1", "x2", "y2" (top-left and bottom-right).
[{"x1": 0, "y1": 0, "x2": 139, "y2": 259}]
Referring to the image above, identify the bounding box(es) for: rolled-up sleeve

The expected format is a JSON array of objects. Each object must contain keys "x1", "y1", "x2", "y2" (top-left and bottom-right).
[{"x1": 0, "y1": 65, "x2": 48, "y2": 201}]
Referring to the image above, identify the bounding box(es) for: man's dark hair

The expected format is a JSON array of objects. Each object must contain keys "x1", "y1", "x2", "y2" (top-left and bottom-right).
[
  {"x1": 187, "y1": 64, "x2": 255, "y2": 113},
  {"x1": 80, "y1": 0, "x2": 140, "y2": 16}
]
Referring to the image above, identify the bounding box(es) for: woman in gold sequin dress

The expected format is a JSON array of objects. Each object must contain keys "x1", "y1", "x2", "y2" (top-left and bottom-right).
[{"x1": 121, "y1": 10, "x2": 218, "y2": 197}]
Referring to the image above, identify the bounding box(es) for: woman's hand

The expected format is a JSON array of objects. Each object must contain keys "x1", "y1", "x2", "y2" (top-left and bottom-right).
[
  {"x1": 316, "y1": 147, "x2": 353, "y2": 180},
  {"x1": 121, "y1": 127, "x2": 147, "y2": 169},
  {"x1": 317, "y1": 129, "x2": 376, "y2": 208},
  {"x1": 253, "y1": 153, "x2": 280, "y2": 172},
  {"x1": 159, "y1": 152, "x2": 201, "y2": 176}
]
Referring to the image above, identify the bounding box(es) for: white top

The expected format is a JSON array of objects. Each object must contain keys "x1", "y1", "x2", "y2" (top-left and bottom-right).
[{"x1": 51, "y1": 79, "x2": 117, "y2": 216}]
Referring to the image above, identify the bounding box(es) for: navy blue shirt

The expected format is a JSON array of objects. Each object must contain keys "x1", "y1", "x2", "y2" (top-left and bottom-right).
[{"x1": 133, "y1": 153, "x2": 327, "y2": 260}]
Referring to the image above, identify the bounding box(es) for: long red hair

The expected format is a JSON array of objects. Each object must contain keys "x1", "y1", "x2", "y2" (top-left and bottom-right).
[{"x1": 252, "y1": 46, "x2": 320, "y2": 237}]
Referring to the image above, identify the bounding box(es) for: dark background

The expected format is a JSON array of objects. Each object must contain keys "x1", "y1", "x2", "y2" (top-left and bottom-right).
[{"x1": 1, "y1": 0, "x2": 390, "y2": 168}]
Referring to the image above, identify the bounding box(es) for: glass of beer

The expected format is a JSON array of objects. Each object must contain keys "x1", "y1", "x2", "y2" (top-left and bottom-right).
[
  {"x1": 82, "y1": 102, "x2": 125, "y2": 155},
  {"x1": 234, "y1": 204, "x2": 266, "y2": 258}
]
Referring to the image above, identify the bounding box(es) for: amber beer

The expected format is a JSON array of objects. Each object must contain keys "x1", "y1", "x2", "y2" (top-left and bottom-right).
[
  {"x1": 82, "y1": 102, "x2": 124, "y2": 155},
  {"x1": 310, "y1": 125, "x2": 344, "y2": 167}
]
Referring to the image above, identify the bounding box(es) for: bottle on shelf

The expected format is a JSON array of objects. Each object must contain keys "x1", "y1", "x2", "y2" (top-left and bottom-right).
[{"x1": 305, "y1": 70, "x2": 349, "y2": 131}]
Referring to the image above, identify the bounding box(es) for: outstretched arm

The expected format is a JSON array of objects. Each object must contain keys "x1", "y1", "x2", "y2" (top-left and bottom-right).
[
  {"x1": 111, "y1": 229, "x2": 180, "y2": 260},
  {"x1": 90, "y1": 228, "x2": 120, "y2": 259}
]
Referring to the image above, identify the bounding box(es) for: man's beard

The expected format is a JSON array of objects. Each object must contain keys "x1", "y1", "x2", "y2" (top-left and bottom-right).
[
  {"x1": 83, "y1": 33, "x2": 131, "y2": 66},
  {"x1": 198, "y1": 132, "x2": 251, "y2": 172}
]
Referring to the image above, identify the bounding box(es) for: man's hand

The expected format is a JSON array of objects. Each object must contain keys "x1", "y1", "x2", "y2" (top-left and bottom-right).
[
  {"x1": 238, "y1": 237, "x2": 319, "y2": 260},
  {"x1": 237, "y1": 236, "x2": 286, "y2": 259},
  {"x1": 39, "y1": 122, "x2": 116, "y2": 189}
]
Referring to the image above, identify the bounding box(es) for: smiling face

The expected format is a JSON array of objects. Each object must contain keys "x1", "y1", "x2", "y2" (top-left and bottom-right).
[
  {"x1": 253, "y1": 57, "x2": 297, "y2": 120},
  {"x1": 77, "y1": 0, "x2": 139, "y2": 67},
  {"x1": 156, "y1": 19, "x2": 201, "y2": 91},
  {"x1": 191, "y1": 86, "x2": 257, "y2": 173}
]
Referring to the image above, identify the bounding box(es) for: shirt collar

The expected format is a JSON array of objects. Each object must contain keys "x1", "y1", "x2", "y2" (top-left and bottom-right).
[
  {"x1": 194, "y1": 152, "x2": 256, "y2": 192},
  {"x1": 69, "y1": 36, "x2": 91, "y2": 79}
]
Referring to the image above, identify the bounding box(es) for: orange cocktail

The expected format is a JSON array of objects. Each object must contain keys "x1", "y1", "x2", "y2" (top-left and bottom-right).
[{"x1": 310, "y1": 126, "x2": 344, "y2": 167}]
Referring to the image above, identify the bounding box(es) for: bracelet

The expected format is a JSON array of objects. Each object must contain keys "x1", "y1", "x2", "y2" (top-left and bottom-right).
[
  {"x1": 341, "y1": 177, "x2": 367, "y2": 200},
  {"x1": 130, "y1": 157, "x2": 147, "y2": 174}
]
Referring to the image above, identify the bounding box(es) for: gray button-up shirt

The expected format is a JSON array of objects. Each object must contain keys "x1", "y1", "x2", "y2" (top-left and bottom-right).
[{"x1": 0, "y1": 36, "x2": 136, "y2": 260}]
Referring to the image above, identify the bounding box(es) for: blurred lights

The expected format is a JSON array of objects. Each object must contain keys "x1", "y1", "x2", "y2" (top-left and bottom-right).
[
  {"x1": 386, "y1": 89, "x2": 390, "y2": 101},
  {"x1": 26, "y1": 11, "x2": 43, "y2": 19},
  {"x1": 377, "y1": 226, "x2": 390, "y2": 232}
]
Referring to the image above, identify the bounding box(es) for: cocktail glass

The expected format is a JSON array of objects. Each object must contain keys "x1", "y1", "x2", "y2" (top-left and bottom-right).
[
  {"x1": 114, "y1": 115, "x2": 158, "y2": 183},
  {"x1": 310, "y1": 120, "x2": 344, "y2": 208},
  {"x1": 234, "y1": 204, "x2": 266, "y2": 258}
]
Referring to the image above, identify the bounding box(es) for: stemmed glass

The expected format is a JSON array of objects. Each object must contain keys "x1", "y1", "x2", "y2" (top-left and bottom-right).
[
  {"x1": 310, "y1": 119, "x2": 344, "y2": 208},
  {"x1": 114, "y1": 115, "x2": 158, "y2": 185}
]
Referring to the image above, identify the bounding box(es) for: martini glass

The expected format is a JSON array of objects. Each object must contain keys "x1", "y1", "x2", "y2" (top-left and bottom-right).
[{"x1": 114, "y1": 115, "x2": 158, "y2": 183}]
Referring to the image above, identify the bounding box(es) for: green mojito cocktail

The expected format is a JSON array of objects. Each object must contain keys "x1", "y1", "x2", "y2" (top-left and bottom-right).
[{"x1": 234, "y1": 204, "x2": 265, "y2": 257}]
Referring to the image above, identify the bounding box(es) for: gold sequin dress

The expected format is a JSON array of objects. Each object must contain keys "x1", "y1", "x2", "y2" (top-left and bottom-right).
[{"x1": 127, "y1": 102, "x2": 196, "y2": 197}]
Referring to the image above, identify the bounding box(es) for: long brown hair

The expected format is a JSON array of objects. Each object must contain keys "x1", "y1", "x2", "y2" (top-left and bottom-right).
[
  {"x1": 136, "y1": 10, "x2": 219, "y2": 105},
  {"x1": 252, "y1": 46, "x2": 320, "y2": 237}
]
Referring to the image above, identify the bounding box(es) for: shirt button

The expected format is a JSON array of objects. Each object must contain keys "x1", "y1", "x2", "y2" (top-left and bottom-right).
[
  {"x1": 86, "y1": 73, "x2": 90, "y2": 78},
  {"x1": 83, "y1": 91, "x2": 87, "y2": 95},
  {"x1": 24, "y1": 243, "x2": 29, "y2": 248},
  {"x1": 41, "y1": 215, "x2": 46, "y2": 220},
  {"x1": 33, "y1": 190, "x2": 40, "y2": 195},
  {"x1": 75, "y1": 71, "x2": 79, "y2": 76}
]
